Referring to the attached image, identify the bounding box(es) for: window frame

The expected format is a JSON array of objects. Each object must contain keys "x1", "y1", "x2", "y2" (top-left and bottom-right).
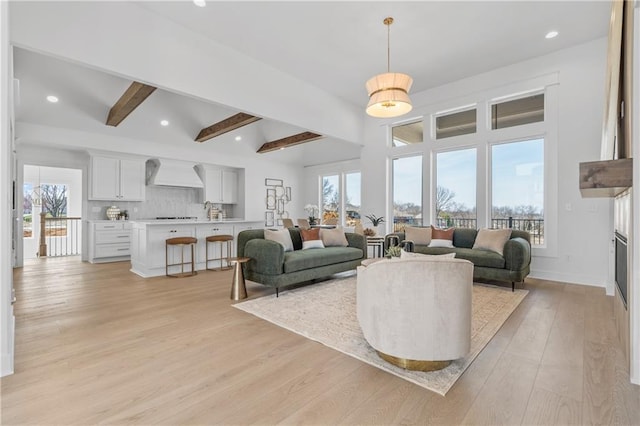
[{"x1": 385, "y1": 73, "x2": 558, "y2": 257}]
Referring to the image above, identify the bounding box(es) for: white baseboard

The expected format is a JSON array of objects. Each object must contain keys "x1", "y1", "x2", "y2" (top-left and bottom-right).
[
  {"x1": 529, "y1": 269, "x2": 607, "y2": 289},
  {"x1": 1, "y1": 314, "x2": 14, "y2": 377}
]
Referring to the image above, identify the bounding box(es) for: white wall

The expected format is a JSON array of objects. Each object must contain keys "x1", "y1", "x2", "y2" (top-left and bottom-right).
[
  {"x1": 1, "y1": 0, "x2": 14, "y2": 377},
  {"x1": 304, "y1": 38, "x2": 612, "y2": 288}
]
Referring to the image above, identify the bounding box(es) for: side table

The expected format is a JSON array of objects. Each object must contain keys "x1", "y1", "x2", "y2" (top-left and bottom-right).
[
  {"x1": 366, "y1": 236, "x2": 385, "y2": 258},
  {"x1": 228, "y1": 257, "x2": 251, "y2": 300}
]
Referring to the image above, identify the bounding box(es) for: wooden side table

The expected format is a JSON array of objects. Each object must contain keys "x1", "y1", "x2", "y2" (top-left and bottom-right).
[{"x1": 228, "y1": 257, "x2": 250, "y2": 300}]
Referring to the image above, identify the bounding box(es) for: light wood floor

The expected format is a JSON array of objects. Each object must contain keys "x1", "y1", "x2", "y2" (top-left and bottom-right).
[{"x1": 2, "y1": 257, "x2": 639, "y2": 425}]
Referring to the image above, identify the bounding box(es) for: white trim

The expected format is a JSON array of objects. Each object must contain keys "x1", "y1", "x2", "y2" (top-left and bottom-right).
[
  {"x1": 0, "y1": 0, "x2": 15, "y2": 377},
  {"x1": 528, "y1": 270, "x2": 607, "y2": 288}
]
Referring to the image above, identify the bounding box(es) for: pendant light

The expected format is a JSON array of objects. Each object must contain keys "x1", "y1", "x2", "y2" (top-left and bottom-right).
[{"x1": 366, "y1": 17, "x2": 413, "y2": 118}]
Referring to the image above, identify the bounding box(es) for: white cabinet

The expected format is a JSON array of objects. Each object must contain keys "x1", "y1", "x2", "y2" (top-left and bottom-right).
[
  {"x1": 88, "y1": 221, "x2": 132, "y2": 263},
  {"x1": 202, "y1": 168, "x2": 238, "y2": 204},
  {"x1": 196, "y1": 224, "x2": 234, "y2": 264},
  {"x1": 147, "y1": 225, "x2": 196, "y2": 269},
  {"x1": 90, "y1": 155, "x2": 145, "y2": 201}
]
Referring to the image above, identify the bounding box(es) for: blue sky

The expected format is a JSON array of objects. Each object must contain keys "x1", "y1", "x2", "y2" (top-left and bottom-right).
[
  {"x1": 393, "y1": 156, "x2": 423, "y2": 206},
  {"x1": 393, "y1": 138, "x2": 544, "y2": 211}
]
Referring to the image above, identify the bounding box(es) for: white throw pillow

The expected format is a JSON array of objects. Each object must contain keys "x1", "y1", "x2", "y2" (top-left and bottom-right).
[
  {"x1": 404, "y1": 226, "x2": 432, "y2": 245},
  {"x1": 428, "y1": 239, "x2": 455, "y2": 248},
  {"x1": 400, "y1": 250, "x2": 456, "y2": 259},
  {"x1": 428, "y1": 226, "x2": 455, "y2": 248},
  {"x1": 264, "y1": 229, "x2": 294, "y2": 252},
  {"x1": 302, "y1": 240, "x2": 325, "y2": 250},
  {"x1": 320, "y1": 228, "x2": 349, "y2": 247},
  {"x1": 472, "y1": 228, "x2": 512, "y2": 255}
]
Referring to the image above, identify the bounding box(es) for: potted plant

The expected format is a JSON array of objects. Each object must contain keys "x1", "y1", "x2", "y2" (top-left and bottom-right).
[
  {"x1": 305, "y1": 204, "x2": 319, "y2": 225},
  {"x1": 365, "y1": 214, "x2": 385, "y2": 235}
]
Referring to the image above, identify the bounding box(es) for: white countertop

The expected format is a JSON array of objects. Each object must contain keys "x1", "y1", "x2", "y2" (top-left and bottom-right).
[{"x1": 129, "y1": 218, "x2": 257, "y2": 226}]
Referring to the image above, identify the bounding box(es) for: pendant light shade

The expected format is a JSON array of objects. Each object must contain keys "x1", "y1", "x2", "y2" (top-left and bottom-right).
[
  {"x1": 366, "y1": 17, "x2": 413, "y2": 118},
  {"x1": 366, "y1": 72, "x2": 413, "y2": 118}
]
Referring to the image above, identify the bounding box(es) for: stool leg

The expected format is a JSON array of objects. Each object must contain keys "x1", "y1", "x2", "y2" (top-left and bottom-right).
[
  {"x1": 180, "y1": 244, "x2": 185, "y2": 276},
  {"x1": 166, "y1": 242, "x2": 169, "y2": 276},
  {"x1": 191, "y1": 243, "x2": 195, "y2": 274}
]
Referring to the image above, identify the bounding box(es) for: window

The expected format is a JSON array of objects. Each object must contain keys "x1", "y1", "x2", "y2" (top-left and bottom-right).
[
  {"x1": 435, "y1": 108, "x2": 477, "y2": 139},
  {"x1": 491, "y1": 139, "x2": 544, "y2": 244},
  {"x1": 345, "y1": 172, "x2": 361, "y2": 226},
  {"x1": 392, "y1": 121, "x2": 423, "y2": 147},
  {"x1": 392, "y1": 156, "x2": 423, "y2": 232},
  {"x1": 23, "y1": 183, "x2": 34, "y2": 238},
  {"x1": 436, "y1": 148, "x2": 477, "y2": 228},
  {"x1": 321, "y1": 175, "x2": 340, "y2": 225},
  {"x1": 491, "y1": 93, "x2": 544, "y2": 129}
]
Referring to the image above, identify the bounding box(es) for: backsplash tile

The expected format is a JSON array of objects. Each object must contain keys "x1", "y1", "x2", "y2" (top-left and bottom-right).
[{"x1": 86, "y1": 186, "x2": 234, "y2": 220}]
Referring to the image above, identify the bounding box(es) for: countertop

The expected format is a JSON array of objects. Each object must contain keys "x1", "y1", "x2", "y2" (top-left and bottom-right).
[{"x1": 128, "y1": 218, "x2": 259, "y2": 226}]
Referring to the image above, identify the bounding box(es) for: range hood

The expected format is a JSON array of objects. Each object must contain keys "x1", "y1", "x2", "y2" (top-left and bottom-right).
[{"x1": 146, "y1": 158, "x2": 204, "y2": 188}]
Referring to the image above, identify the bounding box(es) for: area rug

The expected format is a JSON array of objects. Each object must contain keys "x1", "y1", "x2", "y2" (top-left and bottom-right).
[{"x1": 233, "y1": 276, "x2": 528, "y2": 395}]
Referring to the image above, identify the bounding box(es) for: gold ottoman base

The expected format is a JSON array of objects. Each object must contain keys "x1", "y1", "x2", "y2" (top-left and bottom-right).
[{"x1": 376, "y1": 351, "x2": 451, "y2": 372}]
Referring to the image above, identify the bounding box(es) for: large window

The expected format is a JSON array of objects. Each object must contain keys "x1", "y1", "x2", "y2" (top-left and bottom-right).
[
  {"x1": 23, "y1": 182, "x2": 68, "y2": 238},
  {"x1": 491, "y1": 93, "x2": 544, "y2": 129},
  {"x1": 491, "y1": 139, "x2": 544, "y2": 244},
  {"x1": 392, "y1": 156, "x2": 423, "y2": 232},
  {"x1": 321, "y1": 175, "x2": 340, "y2": 224},
  {"x1": 345, "y1": 172, "x2": 361, "y2": 226},
  {"x1": 392, "y1": 121, "x2": 423, "y2": 147},
  {"x1": 435, "y1": 108, "x2": 477, "y2": 139},
  {"x1": 436, "y1": 148, "x2": 477, "y2": 228}
]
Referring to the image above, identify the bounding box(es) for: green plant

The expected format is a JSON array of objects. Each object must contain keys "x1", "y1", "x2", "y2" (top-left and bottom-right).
[
  {"x1": 365, "y1": 214, "x2": 385, "y2": 227},
  {"x1": 385, "y1": 245, "x2": 401, "y2": 258}
]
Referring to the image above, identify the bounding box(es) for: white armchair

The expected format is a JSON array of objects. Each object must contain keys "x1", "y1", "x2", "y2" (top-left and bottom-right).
[{"x1": 356, "y1": 256, "x2": 473, "y2": 371}]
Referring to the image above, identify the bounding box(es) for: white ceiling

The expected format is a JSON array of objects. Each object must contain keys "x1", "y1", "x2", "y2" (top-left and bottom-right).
[{"x1": 13, "y1": 1, "x2": 610, "y2": 166}]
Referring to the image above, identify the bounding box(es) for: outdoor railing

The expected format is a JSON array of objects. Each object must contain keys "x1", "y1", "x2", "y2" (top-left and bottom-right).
[
  {"x1": 491, "y1": 217, "x2": 544, "y2": 245},
  {"x1": 392, "y1": 216, "x2": 544, "y2": 245},
  {"x1": 39, "y1": 213, "x2": 82, "y2": 257}
]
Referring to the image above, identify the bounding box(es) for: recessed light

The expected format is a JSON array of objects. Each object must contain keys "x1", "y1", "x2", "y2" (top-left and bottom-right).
[
  {"x1": 193, "y1": 0, "x2": 206, "y2": 7},
  {"x1": 46, "y1": 95, "x2": 59, "y2": 103},
  {"x1": 160, "y1": 120, "x2": 169, "y2": 126},
  {"x1": 235, "y1": 136, "x2": 242, "y2": 141},
  {"x1": 280, "y1": 147, "x2": 285, "y2": 150},
  {"x1": 545, "y1": 31, "x2": 558, "y2": 39}
]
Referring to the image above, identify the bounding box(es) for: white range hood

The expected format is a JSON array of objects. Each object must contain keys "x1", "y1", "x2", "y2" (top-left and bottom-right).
[{"x1": 146, "y1": 158, "x2": 204, "y2": 188}]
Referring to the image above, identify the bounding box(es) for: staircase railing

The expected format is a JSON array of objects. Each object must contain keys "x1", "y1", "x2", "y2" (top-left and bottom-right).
[{"x1": 39, "y1": 212, "x2": 82, "y2": 257}]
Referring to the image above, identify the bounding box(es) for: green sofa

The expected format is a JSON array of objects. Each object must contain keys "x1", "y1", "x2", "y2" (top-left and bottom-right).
[
  {"x1": 237, "y1": 228, "x2": 367, "y2": 296},
  {"x1": 385, "y1": 227, "x2": 531, "y2": 291}
]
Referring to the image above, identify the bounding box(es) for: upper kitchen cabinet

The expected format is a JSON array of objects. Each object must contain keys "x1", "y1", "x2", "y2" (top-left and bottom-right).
[
  {"x1": 198, "y1": 165, "x2": 238, "y2": 204},
  {"x1": 89, "y1": 155, "x2": 145, "y2": 201}
]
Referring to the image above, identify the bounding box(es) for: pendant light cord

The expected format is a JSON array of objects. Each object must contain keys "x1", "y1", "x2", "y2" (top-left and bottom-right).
[{"x1": 384, "y1": 17, "x2": 393, "y2": 73}]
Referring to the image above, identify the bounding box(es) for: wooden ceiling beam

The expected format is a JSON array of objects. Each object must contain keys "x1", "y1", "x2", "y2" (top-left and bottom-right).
[
  {"x1": 106, "y1": 82, "x2": 157, "y2": 127},
  {"x1": 257, "y1": 131, "x2": 324, "y2": 154},
  {"x1": 195, "y1": 112, "x2": 262, "y2": 142}
]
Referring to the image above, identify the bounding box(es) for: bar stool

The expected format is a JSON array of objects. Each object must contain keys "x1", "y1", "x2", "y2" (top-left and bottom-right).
[
  {"x1": 205, "y1": 234, "x2": 234, "y2": 271},
  {"x1": 165, "y1": 237, "x2": 198, "y2": 278}
]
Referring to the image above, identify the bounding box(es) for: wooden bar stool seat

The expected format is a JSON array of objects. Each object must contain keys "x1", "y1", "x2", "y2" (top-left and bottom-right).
[
  {"x1": 206, "y1": 234, "x2": 234, "y2": 271},
  {"x1": 166, "y1": 237, "x2": 198, "y2": 278}
]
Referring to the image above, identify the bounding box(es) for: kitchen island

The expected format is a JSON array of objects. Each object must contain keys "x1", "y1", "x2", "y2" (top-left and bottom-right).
[{"x1": 129, "y1": 219, "x2": 263, "y2": 277}]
